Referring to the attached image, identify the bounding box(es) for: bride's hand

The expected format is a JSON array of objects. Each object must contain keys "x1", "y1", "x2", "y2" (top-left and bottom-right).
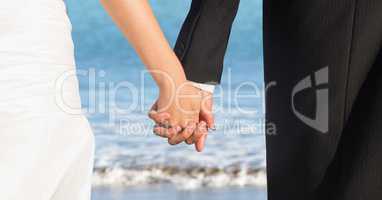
[
  {"x1": 150, "y1": 81, "x2": 205, "y2": 145},
  {"x1": 100, "y1": 0, "x2": 210, "y2": 150}
]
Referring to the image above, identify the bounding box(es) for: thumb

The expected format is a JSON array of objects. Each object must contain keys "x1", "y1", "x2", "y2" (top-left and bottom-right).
[
  {"x1": 148, "y1": 100, "x2": 170, "y2": 123},
  {"x1": 150, "y1": 100, "x2": 158, "y2": 111}
]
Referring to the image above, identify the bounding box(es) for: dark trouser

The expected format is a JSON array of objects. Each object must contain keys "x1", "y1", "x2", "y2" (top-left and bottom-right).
[{"x1": 264, "y1": 0, "x2": 382, "y2": 199}]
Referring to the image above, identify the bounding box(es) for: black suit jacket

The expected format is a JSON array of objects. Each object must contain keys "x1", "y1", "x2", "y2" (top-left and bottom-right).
[{"x1": 174, "y1": 0, "x2": 240, "y2": 85}]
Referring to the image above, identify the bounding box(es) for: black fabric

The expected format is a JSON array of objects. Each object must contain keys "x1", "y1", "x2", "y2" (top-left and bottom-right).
[
  {"x1": 264, "y1": 0, "x2": 382, "y2": 199},
  {"x1": 317, "y1": 53, "x2": 382, "y2": 200},
  {"x1": 174, "y1": 0, "x2": 240, "y2": 84},
  {"x1": 177, "y1": 0, "x2": 382, "y2": 199}
]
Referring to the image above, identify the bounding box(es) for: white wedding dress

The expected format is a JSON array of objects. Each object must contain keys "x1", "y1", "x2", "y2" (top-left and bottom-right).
[{"x1": 0, "y1": 1, "x2": 94, "y2": 199}]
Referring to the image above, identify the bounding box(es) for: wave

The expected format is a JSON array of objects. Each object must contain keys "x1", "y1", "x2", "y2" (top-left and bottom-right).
[{"x1": 93, "y1": 165, "x2": 267, "y2": 190}]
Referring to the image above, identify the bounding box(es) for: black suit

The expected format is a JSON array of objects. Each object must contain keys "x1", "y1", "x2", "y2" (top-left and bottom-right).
[
  {"x1": 177, "y1": 0, "x2": 382, "y2": 200},
  {"x1": 174, "y1": 0, "x2": 240, "y2": 85},
  {"x1": 264, "y1": 0, "x2": 382, "y2": 199}
]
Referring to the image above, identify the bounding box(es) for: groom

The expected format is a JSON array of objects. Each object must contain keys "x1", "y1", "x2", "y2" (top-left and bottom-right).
[{"x1": 151, "y1": 0, "x2": 382, "y2": 200}]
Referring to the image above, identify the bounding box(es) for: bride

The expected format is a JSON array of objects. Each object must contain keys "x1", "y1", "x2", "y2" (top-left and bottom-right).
[{"x1": 0, "y1": 0, "x2": 207, "y2": 199}]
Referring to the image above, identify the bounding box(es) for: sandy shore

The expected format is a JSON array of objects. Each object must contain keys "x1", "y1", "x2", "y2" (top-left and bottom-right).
[{"x1": 92, "y1": 185, "x2": 267, "y2": 200}]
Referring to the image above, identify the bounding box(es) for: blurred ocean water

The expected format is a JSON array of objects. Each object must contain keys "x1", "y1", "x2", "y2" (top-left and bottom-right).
[{"x1": 66, "y1": 0, "x2": 265, "y2": 189}]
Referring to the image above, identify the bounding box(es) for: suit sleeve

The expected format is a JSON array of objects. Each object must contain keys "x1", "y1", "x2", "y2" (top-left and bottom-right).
[{"x1": 174, "y1": 0, "x2": 240, "y2": 85}]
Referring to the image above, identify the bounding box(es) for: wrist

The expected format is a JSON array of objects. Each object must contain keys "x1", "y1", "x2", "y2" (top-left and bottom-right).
[{"x1": 158, "y1": 76, "x2": 187, "y2": 92}]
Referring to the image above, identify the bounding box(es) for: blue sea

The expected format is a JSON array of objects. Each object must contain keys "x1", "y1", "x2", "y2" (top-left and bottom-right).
[{"x1": 65, "y1": 0, "x2": 265, "y2": 198}]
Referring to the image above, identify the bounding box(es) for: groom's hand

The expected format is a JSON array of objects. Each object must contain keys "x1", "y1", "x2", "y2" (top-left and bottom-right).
[
  {"x1": 185, "y1": 90, "x2": 214, "y2": 152},
  {"x1": 149, "y1": 89, "x2": 214, "y2": 152},
  {"x1": 149, "y1": 82, "x2": 202, "y2": 145}
]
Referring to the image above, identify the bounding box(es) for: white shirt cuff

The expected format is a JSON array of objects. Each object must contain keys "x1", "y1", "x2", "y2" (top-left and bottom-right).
[{"x1": 190, "y1": 81, "x2": 216, "y2": 93}]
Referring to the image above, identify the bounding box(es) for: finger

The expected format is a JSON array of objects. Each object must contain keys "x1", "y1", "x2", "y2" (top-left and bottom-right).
[
  {"x1": 195, "y1": 132, "x2": 208, "y2": 152},
  {"x1": 185, "y1": 121, "x2": 207, "y2": 145},
  {"x1": 185, "y1": 136, "x2": 194, "y2": 145},
  {"x1": 194, "y1": 122, "x2": 208, "y2": 151},
  {"x1": 201, "y1": 112, "x2": 215, "y2": 129},
  {"x1": 200, "y1": 92, "x2": 215, "y2": 129},
  {"x1": 148, "y1": 111, "x2": 171, "y2": 124},
  {"x1": 169, "y1": 122, "x2": 196, "y2": 145},
  {"x1": 153, "y1": 126, "x2": 177, "y2": 138}
]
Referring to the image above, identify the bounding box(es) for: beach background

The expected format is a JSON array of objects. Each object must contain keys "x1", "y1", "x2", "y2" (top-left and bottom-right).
[{"x1": 65, "y1": 0, "x2": 265, "y2": 199}]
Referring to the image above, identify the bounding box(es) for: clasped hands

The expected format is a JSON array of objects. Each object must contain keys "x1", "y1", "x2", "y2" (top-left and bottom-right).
[{"x1": 148, "y1": 81, "x2": 214, "y2": 152}]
